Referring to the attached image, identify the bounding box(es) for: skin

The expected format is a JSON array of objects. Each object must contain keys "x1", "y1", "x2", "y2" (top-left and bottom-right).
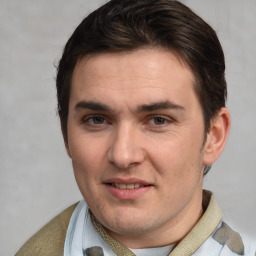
[{"x1": 66, "y1": 48, "x2": 230, "y2": 248}]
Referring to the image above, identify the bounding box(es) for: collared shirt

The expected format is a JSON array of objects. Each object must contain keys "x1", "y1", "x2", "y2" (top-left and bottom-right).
[{"x1": 64, "y1": 191, "x2": 255, "y2": 256}]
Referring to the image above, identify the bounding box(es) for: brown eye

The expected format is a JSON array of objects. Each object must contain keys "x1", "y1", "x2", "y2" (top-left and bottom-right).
[
  {"x1": 90, "y1": 116, "x2": 105, "y2": 124},
  {"x1": 152, "y1": 117, "x2": 167, "y2": 125},
  {"x1": 82, "y1": 115, "x2": 111, "y2": 131},
  {"x1": 84, "y1": 115, "x2": 107, "y2": 125}
]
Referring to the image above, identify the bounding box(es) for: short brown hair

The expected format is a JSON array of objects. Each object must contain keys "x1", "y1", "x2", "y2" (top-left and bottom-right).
[{"x1": 56, "y1": 0, "x2": 227, "y2": 174}]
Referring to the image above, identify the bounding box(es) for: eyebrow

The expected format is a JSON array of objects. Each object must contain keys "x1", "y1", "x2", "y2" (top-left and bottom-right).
[
  {"x1": 74, "y1": 100, "x2": 184, "y2": 113},
  {"x1": 136, "y1": 101, "x2": 185, "y2": 113},
  {"x1": 74, "y1": 101, "x2": 113, "y2": 112}
]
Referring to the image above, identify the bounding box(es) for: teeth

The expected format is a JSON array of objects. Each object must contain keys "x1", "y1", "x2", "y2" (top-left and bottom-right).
[
  {"x1": 113, "y1": 183, "x2": 142, "y2": 189},
  {"x1": 126, "y1": 184, "x2": 135, "y2": 189},
  {"x1": 134, "y1": 183, "x2": 140, "y2": 189},
  {"x1": 119, "y1": 184, "x2": 127, "y2": 189}
]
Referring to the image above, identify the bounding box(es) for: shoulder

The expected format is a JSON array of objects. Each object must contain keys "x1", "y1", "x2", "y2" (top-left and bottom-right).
[{"x1": 15, "y1": 203, "x2": 78, "y2": 256}]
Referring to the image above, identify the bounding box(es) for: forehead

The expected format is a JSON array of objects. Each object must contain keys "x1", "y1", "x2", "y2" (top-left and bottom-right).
[{"x1": 70, "y1": 48, "x2": 198, "y2": 110}]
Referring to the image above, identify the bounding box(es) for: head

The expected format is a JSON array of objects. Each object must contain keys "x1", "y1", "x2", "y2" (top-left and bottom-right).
[
  {"x1": 56, "y1": 0, "x2": 230, "y2": 248},
  {"x1": 56, "y1": 0, "x2": 227, "y2": 170}
]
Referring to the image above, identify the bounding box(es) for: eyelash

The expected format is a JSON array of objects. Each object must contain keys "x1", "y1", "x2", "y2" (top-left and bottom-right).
[
  {"x1": 147, "y1": 115, "x2": 172, "y2": 126},
  {"x1": 82, "y1": 114, "x2": 174, "y2": 130},
  {"x1": 83, "y1": 115, "x2": 110, "y2": 126}
]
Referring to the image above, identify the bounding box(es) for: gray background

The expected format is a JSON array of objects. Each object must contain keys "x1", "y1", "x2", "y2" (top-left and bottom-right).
[{"x1": 1, "y1": 0, "x2": 255, "y2": 255}]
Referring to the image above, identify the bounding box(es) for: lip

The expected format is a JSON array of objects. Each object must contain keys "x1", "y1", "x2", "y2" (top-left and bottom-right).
[
  {"x1": 103, "y1": 177, "x2": 153, "y2": 200},
  {"x1": 104, "y1": 177, "x2": 152, "y2": 185}
]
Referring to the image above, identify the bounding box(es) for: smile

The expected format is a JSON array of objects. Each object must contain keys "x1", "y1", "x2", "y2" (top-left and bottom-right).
[
  {"x1": 106, "y1": 182, "x2": 152, "y2": 200},
  {"x1": 111, "y1": 183, "x2": 145, "y2": 189}
]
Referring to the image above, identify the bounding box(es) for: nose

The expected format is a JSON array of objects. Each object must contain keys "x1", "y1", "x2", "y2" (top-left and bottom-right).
[{"x1": 107, "y1": 123, "x2": 145, "y2": 169}]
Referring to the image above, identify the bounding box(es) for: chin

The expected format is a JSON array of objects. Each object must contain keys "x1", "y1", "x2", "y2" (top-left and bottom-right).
[{"x1": 101, "y1": 209, "x2": 156, "y2": 235}]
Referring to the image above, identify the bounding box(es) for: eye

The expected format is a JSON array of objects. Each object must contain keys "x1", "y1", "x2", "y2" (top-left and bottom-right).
[
  {"x1": 83, "y1": 115, "x2": 110, "y2": 128},
  {"x1": 88, "y1": 116, "x2": 106, "y2": 125},
  {"x1": 148, "y1": 116, "x2": 169, "y2": 126}
]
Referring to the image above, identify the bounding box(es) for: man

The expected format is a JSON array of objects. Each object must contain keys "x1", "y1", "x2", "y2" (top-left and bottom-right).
[{"x1": 15, "y1": 0, "x2": 255, "y2": 255}]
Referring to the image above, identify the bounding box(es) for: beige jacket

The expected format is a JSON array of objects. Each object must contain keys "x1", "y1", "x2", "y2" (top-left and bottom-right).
[{"x1": 15, "y1": 203, "x2": 77, "y2": 256}]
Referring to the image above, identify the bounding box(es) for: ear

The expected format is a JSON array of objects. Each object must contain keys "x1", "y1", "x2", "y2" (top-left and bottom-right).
[{"x1": 203, "y1": 107, "x2": 231, "y2": 165}]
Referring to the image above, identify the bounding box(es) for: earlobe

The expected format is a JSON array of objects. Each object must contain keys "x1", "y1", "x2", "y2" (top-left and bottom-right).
[{"x1": 203, "y1": 108, "x2": 231, "y2": 165}]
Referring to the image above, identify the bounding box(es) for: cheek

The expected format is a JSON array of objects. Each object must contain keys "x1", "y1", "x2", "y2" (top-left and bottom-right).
[
  {"x1": 69, "y1": 126, "x2": 105, "y2": 160},
  {"x1": 70, "y1": 138, "x2": 106, "y2": 202},
  {"x1": 147, "y1": 135, "x2": 203, "y2": 179},
  {"x1": 68, "y1": 133, "x2": 107, "y2": 181},
  {"x1": 148, "y1": 137, "x2": 186, "y2": 169}
]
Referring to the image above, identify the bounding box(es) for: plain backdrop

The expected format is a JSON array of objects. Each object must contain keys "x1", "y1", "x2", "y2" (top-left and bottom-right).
[{"x1": 1, "y1": 0, "x2": 255, "y2": 255}]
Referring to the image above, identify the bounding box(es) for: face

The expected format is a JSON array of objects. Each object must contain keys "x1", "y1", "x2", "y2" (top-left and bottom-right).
[{"x1": 67, "y1": 49, "x2": 209, "y2": 247}]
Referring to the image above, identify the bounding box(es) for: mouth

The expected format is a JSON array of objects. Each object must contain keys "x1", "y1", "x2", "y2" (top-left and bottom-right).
[
  {"x1": 103, "y1": 178, "x2": 153, "y2": 199},
  {"x1": 110, "y1": 183, "x2": 148, "y2": 190},
  {"x1": 104, "y1": 179, "x2": 152, "y2": 199}
]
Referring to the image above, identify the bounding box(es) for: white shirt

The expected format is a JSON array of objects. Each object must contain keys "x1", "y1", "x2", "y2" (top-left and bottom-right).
[{"x1": 64, "y1": 200, "x2": 175, "y2": 256}]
